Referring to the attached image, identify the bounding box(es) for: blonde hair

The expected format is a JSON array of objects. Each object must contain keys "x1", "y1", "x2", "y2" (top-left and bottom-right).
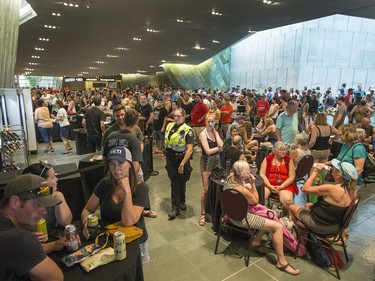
[
  {"x1": 273, "y1": 141, "x2": 287, "y2": 152},
  {"x1": 339, "y1": 123, "x2": 359, "y2": 146},
  {"x1": 264, "y1": 117, "x2": 274, "y2": 127},
  {"x1": 295, "y1": 132, "x2": 309, "y2": 147},
  {"x1": 232, "y1": 160, "x2": 250, "y2": 179},
  {"x1": 314, "y1": 113, "x2": 328, "y2": 126}
]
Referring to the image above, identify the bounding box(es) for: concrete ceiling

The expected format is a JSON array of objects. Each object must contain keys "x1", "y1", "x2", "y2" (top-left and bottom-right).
[{"x1": 15, "y1": 0, "x2": 375, "y2": 77}]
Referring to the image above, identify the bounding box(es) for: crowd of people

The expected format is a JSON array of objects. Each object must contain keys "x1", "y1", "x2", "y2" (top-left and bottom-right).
[{"x1": 2, "y1": 83, "x2": 374, "y2": 279}]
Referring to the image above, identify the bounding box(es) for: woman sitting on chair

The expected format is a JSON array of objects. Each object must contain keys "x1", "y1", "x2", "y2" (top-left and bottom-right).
[
  {"x1": 224, "y1": 160, "x2": 300, "y2": 275},
  {"x1": 289, "y1": 160, "x2": 357, "y2": 235},
  {"x1": 260, "y1": 141, "x2": 298, "y2": 211},
  {"x1": 290, "y1": 132, "x2": 311, "y2": 168}
]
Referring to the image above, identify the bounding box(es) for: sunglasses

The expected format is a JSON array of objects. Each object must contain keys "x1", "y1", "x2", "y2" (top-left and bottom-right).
[
  {"x1": 39, "y1": 161, "x2": 52, "y2": 177},
  {"x1": 18, "y1": 185, "x2": 52, "y2": 197}
]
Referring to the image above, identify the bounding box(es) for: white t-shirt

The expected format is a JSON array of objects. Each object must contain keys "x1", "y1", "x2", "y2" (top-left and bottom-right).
[
  {"x1": 269, "y1": 103, "x2": 279, "y2": 119},
  {"x1": 57, "y1": 108, "x2": 70, "y2": 127}
]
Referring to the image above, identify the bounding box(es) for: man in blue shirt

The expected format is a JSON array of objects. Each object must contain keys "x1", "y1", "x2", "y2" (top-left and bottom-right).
[{"x1": 276, "y1": 101, "x2": 299, "y2": 145}]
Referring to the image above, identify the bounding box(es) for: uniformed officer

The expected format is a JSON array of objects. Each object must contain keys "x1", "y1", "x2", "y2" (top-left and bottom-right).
[{"x1": 164, "y1": 108, "x2": 194, "y2": 219}]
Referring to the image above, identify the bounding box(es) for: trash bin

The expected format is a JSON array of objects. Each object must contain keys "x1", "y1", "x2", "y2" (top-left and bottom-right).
[{"x1": 73, "y1": 128, "x2": 89, "y2": 155}]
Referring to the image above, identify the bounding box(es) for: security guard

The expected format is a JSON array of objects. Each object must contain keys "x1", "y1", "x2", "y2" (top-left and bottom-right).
[{"x1": 164, "y1": 108, "x2": 194, "y2": 219}]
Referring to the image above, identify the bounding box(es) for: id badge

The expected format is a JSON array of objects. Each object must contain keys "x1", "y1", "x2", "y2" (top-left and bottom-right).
[{"x1": 277, "y1": 178, "x2": 282, "y2": 185}]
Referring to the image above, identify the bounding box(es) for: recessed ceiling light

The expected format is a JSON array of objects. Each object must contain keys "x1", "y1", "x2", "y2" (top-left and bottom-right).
[
  {"x1": 39, "y1": 38, "x2": 50, "y2": 41},
  {"x1": 52, "y1": 12, "x2": 61, "y2": 16},
  {"x1": 74, "y1": 4, "x2": 79, "y2": 7},
  {"x1": 63, "y1": 2, "x2": 68, "y2": 6},
  {"x1": 176, "y1": 52, "x2": 186, "y2": 57},
  {"x1": 161, "y1": 60, "x2": 166, "y2": 63},
  {"x1": 116, "y1": 47, "x2": 129, "y2": 50},
  {"x1": 106, "y1": 54, "x2": 118, "y2": 58},
  {"x1": 95, "y1": 61, "x2": 105, "y2": 64},
  {"x1": 89, "y1": 67, "x2": 98, "y2": 69},
  {"x1": 28, "y1": 62, "x2": 38, "y2": 65},
  {"x1": 146, "y1": 28, "x2": 158, "y2": 33},
  {"x1": 25, "y1": 68, "x2": 34, "y2": 71},
  {"x1": 44, "y1": 25, "x2": 57, "y2": 29},
  {"x1": 212, "y1": 40, "x2": 220, "y2": 44},
  {"x1": 138, "y1": 70, "x2": 146, "y2": 73},
  {"x1": 177, "y1": 19, "x2": 184, "y2": 23},
  {"x1": 194, "y1": 44, "x2": 205, "y2": 50},
  {"x1": 263, "y1": 0, "x2": 273, "y2": 4},
  {"x1": 211, "y1": 10, "x2": 222, "y2": 16},
  {"x1": 150, "y1": 65, "x2": 155, "y2": 68},
  {"x1": 35, "y1": 47, "x2": 44, "y2": 51},
  {"x1": 31, "y1": 55, "x2": 40, "y2": 58},
  {"x1": 133, "y1": 37, "x2": 142, "y2": 41}
]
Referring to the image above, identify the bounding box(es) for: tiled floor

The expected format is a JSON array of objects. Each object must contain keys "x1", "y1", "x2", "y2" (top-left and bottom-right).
[{"x1": 28, "y1": 142, "x2": 375, "y2": 281}]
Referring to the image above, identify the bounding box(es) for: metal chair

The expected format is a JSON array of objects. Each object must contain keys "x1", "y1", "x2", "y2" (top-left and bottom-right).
[
  {"x1": 214, "y1": 189, "x2": 256, "y2": 267},
  {"x1": 293, "y1": 195, "x2": 361, "y2": 279},
  {"x1": 295, "y1": 155, "x2": 314, "y2": 184}
]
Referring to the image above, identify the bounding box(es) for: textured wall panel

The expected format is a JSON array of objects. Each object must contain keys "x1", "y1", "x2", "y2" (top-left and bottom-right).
[{"x1": 0, "y1": 0, "x2": 20, "y2": 88}]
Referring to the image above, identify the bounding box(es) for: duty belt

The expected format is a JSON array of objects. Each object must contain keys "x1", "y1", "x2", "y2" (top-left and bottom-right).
[{"x1": 165, "y1": 144, "x2": 186, "y2": 152}]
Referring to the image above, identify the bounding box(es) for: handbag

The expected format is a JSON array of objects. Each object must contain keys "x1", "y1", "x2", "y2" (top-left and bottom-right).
[
  {"x1": 306, "y1": 233, "x2": 331, "y2": 267},
  {"x1": 211, "y1": 165, "x2": 227, "y2": 181}
]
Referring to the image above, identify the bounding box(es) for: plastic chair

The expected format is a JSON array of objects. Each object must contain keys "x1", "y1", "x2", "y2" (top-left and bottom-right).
[
  {"x1": 214, "y1": 189, "x2": 256, "y2": 267},
  {"x1": 293, "y1": 195, "x2": 361, "y2": 279}
]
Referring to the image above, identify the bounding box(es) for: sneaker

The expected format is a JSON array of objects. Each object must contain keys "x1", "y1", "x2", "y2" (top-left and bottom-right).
[
  {"x1": 168, "y1": 209, "x2": 180, "y2": 220},
  {"x1": 61, "y1": 151, "x2": 71, "y2": 155}
]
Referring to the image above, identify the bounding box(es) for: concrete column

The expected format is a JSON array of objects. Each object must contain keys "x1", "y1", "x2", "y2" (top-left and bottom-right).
[{"x1": 0, "y1": 0, "x2": 20, "y2": 88}]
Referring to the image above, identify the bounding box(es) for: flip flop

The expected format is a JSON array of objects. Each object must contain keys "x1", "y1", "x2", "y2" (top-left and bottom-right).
[
  {"x1": 276, "y1": 263, "x2": 300, "y2": 276},
  {"x1": 143, "y1": 210, "x2": 157, "y2": 218}
]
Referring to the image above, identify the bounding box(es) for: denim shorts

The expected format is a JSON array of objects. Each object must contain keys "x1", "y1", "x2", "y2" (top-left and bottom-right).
[
  {"x1": 139, "y1": 240, "x2": 150, "y2": 264},
  {"x1": 60, "y1": 125, "x2": 70, "y2": 139},
  {"x1": 38, "y1": 126, "x2": 53, "y2": 144}
]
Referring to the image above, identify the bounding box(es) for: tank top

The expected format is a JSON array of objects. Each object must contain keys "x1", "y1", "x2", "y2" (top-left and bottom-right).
[
  {"x1": 311, "y1": 125, "x2": 331, "y2": 150},
  {"x1": 202, "y1": 130, "x2": 218, "y2": 156},
  {"x1": 310, "y1": 197, "x2": 347, "y2": 226}
]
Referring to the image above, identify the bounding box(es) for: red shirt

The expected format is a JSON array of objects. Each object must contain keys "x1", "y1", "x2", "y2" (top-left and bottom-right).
[
  {"x1": 256, "y1": 100, "x2": 269, "y2": 117},
  {"x1": 344, "y1": 93, "x2": 352, "y2": 106},
  {"x1": 192, "y1": 101, "x2": 209, "y2": 126},
  {"x1": 220, "y1": 104, "x2": 233, "y2": 123}
]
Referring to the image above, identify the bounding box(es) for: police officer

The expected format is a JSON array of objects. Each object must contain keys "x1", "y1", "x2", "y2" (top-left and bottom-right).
[{"x1": 164, "y1": 108, "x2": 194, "y2": 219}]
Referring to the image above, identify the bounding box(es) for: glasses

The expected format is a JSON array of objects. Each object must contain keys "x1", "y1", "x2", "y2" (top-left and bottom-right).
[
  {"x1": 18, "y1": 185, "x2": 51, "y2": 197},
  {"x1": 39, "y1": 161, "x2": 52, "y2": 177},
  {"x1": 173, "y1": 115, "x2": 183, "y2": 118}
]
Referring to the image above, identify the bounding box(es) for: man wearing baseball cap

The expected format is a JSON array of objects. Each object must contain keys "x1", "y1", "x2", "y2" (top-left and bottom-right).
[{"x1": 0, "y1": 174, "x2": 63, "y2": 281}]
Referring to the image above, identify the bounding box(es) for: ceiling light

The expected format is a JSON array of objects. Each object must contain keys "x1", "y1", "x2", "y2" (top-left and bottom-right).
[
  {"x1": 138, "y1": 70, "x2": 146, "y2": 73},
  {"x1": 77, "y1": 73, "x2": 83, "y2": 76},
  {"x1": 212, "y1": 40, "x2": 220, "y2": 44},
  {"x1": 133, "y1": 37, "x2": 142, "y2": 41},
  {"x1": 74, "y1": 4, "x2": 79, "y2": 7},
  {"x1": 52, "y1": 12, "x2": 61, "y2": 16},
  {"x1": 106, "y1": 54, "x2": 118, "y2": 58},
  {"x1": 211, "y1": 10, "x2": 222, "y2": 16},
  {"x1": 116, "y1": 47, "x2": 129, "y2": 50},
  {"x1": 177, "y1": 19, "x2": 184, "y2": 23},
  {"x1": 28, "y1": 62, "x2": 38, "y2": 65},
  {"x1": 146, "y1": 28, "x2": 158, "y2": 33},
  {"x1": 95, "y1": 61, "x2": 104, "y2": 64},
  {"x1": 31, "y1": 55, "x2": 40, "y2": 58},
  {"x1": 176, "y1": 52, "x2": 186, "y2": 57},
  {"x1": 63, "y1": 2, "x2": 68, "y2": 6},
  {"x1": 69, "y1": 3, "x2": 73, "y2": 6},
  {"x1": 25, "y1": 68, "x2": 34, "y2": 71},
  {"x1": 161, "y1": 60, "x2": 166, "y2": 63},
  {"x1": 39, "y1": 37, "x2": 50, "y2": 41},
  {"x1": 248, "y1": 27, "x2": 257, "y2": 33},
  {"x1": 89, "y1": 67, "x2": 97, "y2": 69},
  {"x1": 150, "y1": 65, "x2": 155, "y2": 68},
  {"x1": 263, "y1": 0, "x2": 273, "y2": 4},
  {"x1": 44, "y1": 25, "x2": 57, "y2": 29},
  {"x1": 35, "y1": 47, "x2": 44, "y2": 51},
  {"x1": 194, "y1": 44, "x2": 205, "y2": 50}
]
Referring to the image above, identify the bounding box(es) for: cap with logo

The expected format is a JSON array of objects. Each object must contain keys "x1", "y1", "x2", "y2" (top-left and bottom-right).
[
  {"x1": 107, "y1": 146, "x2": 132, "y2": 163},
  {"x1": 4, "y1": 174, "x2": 62, "y2": 207}
]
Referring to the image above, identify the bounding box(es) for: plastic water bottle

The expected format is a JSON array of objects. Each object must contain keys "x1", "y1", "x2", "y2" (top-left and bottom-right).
[{"x1": 251, "y1": 161, "x2": 258, "y2": 175}]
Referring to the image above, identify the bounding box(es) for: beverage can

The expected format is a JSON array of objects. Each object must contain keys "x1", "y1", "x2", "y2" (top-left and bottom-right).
[
  {"x1": 114, "y1": 231, "x2": 126, "y2": 260},
  {"x1": 36, "y1": 218, "x2": 48, "y2": 242},
  {"x1": 313, "y1": 163, "x2": 332, "y2": 171},
  {"x1": 65, "y1": 224, "x2": 79, "y2": 252},
  {"x1": 87, "y1": 214, "x2": 99, "y2": 239}
]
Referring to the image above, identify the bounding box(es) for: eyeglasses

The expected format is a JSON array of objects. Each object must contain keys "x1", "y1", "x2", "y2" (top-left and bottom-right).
[
  {"x1": 173, "y1": 115, "x2": 183, "y2": 118},
  {"x1": 39, "y1": 161, "x2": 52, "y2": 177},
  {"x1": 18, "y1": 185, "x2": 51, "y2": 197}
]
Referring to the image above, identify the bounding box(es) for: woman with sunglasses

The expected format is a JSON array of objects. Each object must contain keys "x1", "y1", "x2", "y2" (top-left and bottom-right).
[
  {"x1": 81, "y1": 146, "x2": 150, "y2": 263},
  {"x1": 199, "y1": 116, "x2": 223, "y2": 226},
  {"x1": 289, "y1": 160, "x2": 357, "y2": 237},
  {"x1": 22, "y1": 162, "x2": 73, "y2": 252},
  {"x1": 163, "y1": 108, "x2": 194, "y2": 220}
]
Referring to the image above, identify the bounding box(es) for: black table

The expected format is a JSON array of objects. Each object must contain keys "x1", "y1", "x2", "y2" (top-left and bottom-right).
[
  {"x1": 206, "y1": 175, "x2": 264, "y2": 232},
  {"x1": 49, "y1": 227, "x2": 144, "y2": 281}
]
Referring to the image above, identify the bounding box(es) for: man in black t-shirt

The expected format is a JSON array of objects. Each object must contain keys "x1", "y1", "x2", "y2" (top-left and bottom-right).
[
  {"x1": 153, "y1": 98, "x2": 169, "y2": 154},
  {"x1": 82, "y1": 96, "x2": 105, "y2": 152},
  {"x1": 0, "y1": 174, "x2": 63, "y2": 281},
  {"x1": 136, "y1": 94, "x2": 154, "y2": 136},
  {"x1": 224, "y1": 135, "x2": 247, "y2": 167},
  {"x1": 180, "y1": 92, "x2": 194, "y2": 125}
]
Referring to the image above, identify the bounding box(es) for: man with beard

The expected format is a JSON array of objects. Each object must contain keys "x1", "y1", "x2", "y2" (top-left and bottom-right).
[{"x1": 136, "y1": 94, "x2": 154, "y2": 137}]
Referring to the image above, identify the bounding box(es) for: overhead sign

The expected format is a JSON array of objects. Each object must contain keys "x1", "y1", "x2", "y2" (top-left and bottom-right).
[{"x1": 64, "y1": 77, "x2": 86, "y2": 82}]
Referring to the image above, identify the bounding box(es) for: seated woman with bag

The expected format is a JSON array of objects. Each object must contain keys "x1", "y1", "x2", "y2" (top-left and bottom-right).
[
  {"x1": 81, "y1": 146, "x2": 150, "y2": 264},
  {"x1": 289, "y1": 160, "x2": 357, "y2": 235},
  {"x1": 224, "y1": 160, "x2": 301, "y2": 275}
]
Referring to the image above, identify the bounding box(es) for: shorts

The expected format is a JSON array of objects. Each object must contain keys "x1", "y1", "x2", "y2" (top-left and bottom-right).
[
  {"x1": 311, "y1": 149, "x2": 330, "y2": 162},
  {"x1": 200, "y1": 153, "x2": 219, "y2": 172},
  {"x1": 38, "y1": 126, "x2": 53, "y2": 144},
  {"x1": 60, "y1": 125, "x2": 70, "y2": 139},
  {"x1": 153, "y1": 130, "x2": 165, "y2": 141},
  {"x1": 139, "y1": 240, "x2": 150, "y2": 264},
  {"x1": 299, "y1": 209, "x2": 339, "y2": 235}
]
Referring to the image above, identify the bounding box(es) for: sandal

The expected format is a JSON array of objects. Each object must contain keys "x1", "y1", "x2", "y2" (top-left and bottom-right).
[
  {"x1": 252, "y1": 244, "x2": 267, "y2": 255},
  {"x1": 276, "y1": 263, "x2": 300, "y2": 276},
  {"x1": 143, "y1": 210, "x2": 157, "y2": 218},
  {"x1": 199, "y1": 214, "x2": 206, "y2": 226}
]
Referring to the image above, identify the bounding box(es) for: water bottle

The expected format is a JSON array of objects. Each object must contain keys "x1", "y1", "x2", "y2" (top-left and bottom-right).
[
  {"x1": 251, "y1": 161, "x2": 258, "y2": 175},
  {"x1": 225, "y1": 160, "x2": 231, "y2": 176}
]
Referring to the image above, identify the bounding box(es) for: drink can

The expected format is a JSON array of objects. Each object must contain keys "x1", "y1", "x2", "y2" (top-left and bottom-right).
[
  {"x1": 87, "y1": 214, "x2": 99, "y2": 238},
  {"x1": 313, "y1": 163, "x2": 332, "y2": 171},
  {"x1": 114, "y1": 231, "x2": 126, "y2": 260},
  {"x1": 65, "y1": 224, "x2": 79, "y2": 252},
  {"x1": 36, "y1": 218, "x2": 48, "y2": 242}
]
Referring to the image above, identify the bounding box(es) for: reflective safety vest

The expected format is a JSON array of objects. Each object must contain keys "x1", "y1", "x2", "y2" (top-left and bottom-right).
[{"x1": 164, "y1": 122, "x2": 193, "y2": 152}]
